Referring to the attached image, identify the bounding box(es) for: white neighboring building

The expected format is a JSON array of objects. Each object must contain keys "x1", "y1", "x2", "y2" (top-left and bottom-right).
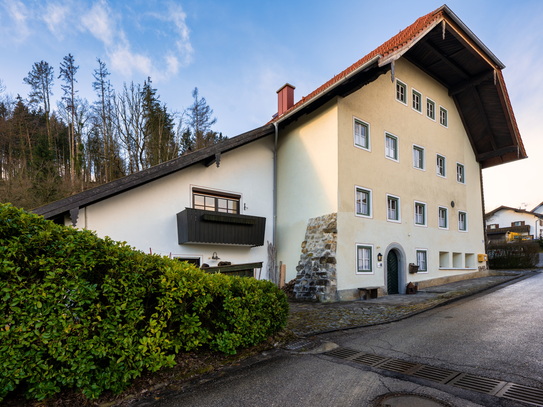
[{"x1": 485, "y1": 206, "x2": 543, "y2": 243}]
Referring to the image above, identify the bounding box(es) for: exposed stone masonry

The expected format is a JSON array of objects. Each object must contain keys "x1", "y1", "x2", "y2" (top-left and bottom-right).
[{"x1": 293, "y1": 213, "x2": 337, "y2": 302}]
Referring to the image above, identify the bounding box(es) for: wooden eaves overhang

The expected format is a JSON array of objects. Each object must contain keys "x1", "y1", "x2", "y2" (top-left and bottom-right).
[
  {"x1": 33, "y1": 124, "x2": 275, "y2": 220},
  {"x1": 272, "y1": 4, "x2": 526, "y2": 169}
]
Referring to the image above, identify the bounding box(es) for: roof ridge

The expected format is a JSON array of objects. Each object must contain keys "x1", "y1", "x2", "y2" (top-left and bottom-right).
[{"x1": 271, "y1": 6, "x2": 445, "y2": 122}]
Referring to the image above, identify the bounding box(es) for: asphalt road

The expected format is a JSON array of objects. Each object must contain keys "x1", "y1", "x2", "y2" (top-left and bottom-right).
[
  {"x1": 330, "y1": 272, "x2": 543, "y2": 388},
  {"x1": 133, "y1": 274, "x2": 543, "y2": 407}
]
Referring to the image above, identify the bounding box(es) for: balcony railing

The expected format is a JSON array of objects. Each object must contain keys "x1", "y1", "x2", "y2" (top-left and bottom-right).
[{"x1": 176, "y1": 208, "x2": 266, "y2": 246}]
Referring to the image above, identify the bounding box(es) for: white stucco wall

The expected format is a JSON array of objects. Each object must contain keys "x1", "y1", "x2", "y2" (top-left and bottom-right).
[
  {"x1": 276, "y1": 103, "x2": 339, "y2": 281},
  {"x1": 334, "y1": 58, "x2": 487, "y2": 292},
  {"x1": 76, "y1": 136, "x2": 275, "y2": 277}
]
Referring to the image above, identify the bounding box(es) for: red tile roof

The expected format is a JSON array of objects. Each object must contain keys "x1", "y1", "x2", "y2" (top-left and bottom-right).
[{"x1": 272, "y1": 6, "x2": 446, "y2": 121}]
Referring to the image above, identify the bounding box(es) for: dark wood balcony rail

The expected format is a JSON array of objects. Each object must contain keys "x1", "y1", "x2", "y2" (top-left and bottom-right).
[{"x1": 177, "y1": 208, "x2": 266, "y2": 246}]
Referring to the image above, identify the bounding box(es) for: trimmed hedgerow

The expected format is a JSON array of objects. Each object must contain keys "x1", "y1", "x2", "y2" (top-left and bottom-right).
[
  {"x1": 487, "y1": 241, "x2": 539, "y2": 269},
  {"x1": 0, "y1": 204, "x2": 288, "y2": 402}
]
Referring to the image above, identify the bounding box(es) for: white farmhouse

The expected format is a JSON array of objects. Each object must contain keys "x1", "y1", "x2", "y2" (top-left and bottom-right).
[{"x1": 34, "y1": 5, "x2": 526, "y2": 302}]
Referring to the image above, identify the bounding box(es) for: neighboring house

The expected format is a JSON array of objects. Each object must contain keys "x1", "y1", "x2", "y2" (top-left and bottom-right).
[
  {"x1": 485, "y1": 206, "x2": 543, "y2": 243},
  {"x1": 34, "y1": 5, "x2": 526, "y2": 301}
]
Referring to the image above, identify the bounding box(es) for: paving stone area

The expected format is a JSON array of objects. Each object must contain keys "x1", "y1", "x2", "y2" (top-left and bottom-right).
[{"x1": 286, "y1": 272, "x2": 534, "y2": 336}]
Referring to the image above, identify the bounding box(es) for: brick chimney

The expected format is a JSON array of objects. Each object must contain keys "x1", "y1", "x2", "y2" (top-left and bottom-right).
[{"x1": 277, "y1": 83, "x2": 295, "y2": 116}]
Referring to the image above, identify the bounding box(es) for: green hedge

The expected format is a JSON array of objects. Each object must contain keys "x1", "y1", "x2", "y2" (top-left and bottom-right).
[
  {"x1": 0, "y1": 204, "x2": 288, "y2": 401},
  {"x1": 487, "y1": 241, "x2": 539, "y2": 269}
]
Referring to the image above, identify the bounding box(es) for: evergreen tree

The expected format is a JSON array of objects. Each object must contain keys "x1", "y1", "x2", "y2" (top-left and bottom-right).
[
  {"x1": 180, "y1": 87, "x2": 225, "y2": 154},
  {"x1": 92, "y1": 59, "x2": 121, "y2": 182},
  {"x1": 58, "y1": 54, "x2": 79, "y2": 184},
  {"x1": 141, "y1": 78, "x2": 177, "y2": 166},
  {"x1": 23, "y1": 61, "x2": 54, "y2": 147}
]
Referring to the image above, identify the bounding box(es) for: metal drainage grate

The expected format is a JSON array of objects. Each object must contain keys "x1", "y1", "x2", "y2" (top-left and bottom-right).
[
  {"x1": 352, "y1": 353, "x2": 390, "y2": 367},
  {"x1": 497, "y1": 383, "x2": 543, "y2": 406},
  {"x1": 376, "y1": 358, "x2": 419, "y2": 374},
  {"x1": 325, "y1": 347, "x2": 543, "y2": 406},
  {"x1": 448, "y1": 373, "x2": 507, "y2": 395},
  {"x1": 325, "y1": 347, "x2": 360, "y2": 360},
  {"x1": 411, "y1": 365, "x2": 460, "y2": 384}
]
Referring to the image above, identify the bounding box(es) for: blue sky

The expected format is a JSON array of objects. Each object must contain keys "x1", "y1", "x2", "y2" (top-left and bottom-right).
[{"x1": 1, "y1": 0, "x2": 542, "y2": 211}]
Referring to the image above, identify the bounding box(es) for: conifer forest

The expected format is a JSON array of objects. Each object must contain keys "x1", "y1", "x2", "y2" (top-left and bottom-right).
[{"x1": 0, "y1": 56, "x2": 224, "y2": 210}]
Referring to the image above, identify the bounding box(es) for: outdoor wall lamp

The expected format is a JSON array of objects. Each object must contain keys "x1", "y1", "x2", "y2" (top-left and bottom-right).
[
  {"x1": 211, "y1": 252, "x2": 220, "y2": 260},
  {"x1": 377, "y1": 253, "x2": 383, "y2": 262}
]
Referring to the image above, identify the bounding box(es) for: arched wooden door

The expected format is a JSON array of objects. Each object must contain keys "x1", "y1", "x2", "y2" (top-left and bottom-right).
[{"x1": 387, "y1": 250, "x2": 399, "y2": 294}]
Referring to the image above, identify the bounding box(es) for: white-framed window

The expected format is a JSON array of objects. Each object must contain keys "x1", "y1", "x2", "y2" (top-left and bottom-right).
[
  {"x1": 387, "y1": 194, "x2": 401, "y2": 222},
  {"x1": 413, "y1": 145, "x2": 425, "y2": 170},
  {"x1": 356, "y1": 244, "x2": 373, "y2": 273},
  {"x1": 458, "y1": 211, "x2": 468, "y2": 231},
  {"x1": 426, "y1": 98, "x2": 436, "y2": 120},
  {"x1": 436, "y1": 154, "x2": 446, "y2": 177},
  {"x1": 416, "y1": 249, "x2": 428, "y2": 272},
  {"x1": 354, "y1": 118, "x2": 370, "y2": 150},
  {"x1": 396, "y1": 79, "x2": 407, "y2": 104},
  {"x1": 355, "y1": 186, "x2": 372, "y2": 218},
  {"x1": 412, "y1": 89, "x2": 422, "y2": 113},
  {"x1": 385, "y1": 133, "x2": 399, "y2": 161},
  {"x1": 456, "y1": 163, "x2": 465, "y2": 183},
  {"x1": 193, "y1": 188, "x2": 240, "y2": 213},
  {"x1": 414, "y1": 201, "x2": 427, "y2": 226},
  {"x1": 438, "y1": 206, "x2": 448, "y2": 229},
  {"x1": 439, "y1": 106, "x2": 448, "y2": 127},
  {"x1": 175, "y1": 256, "x2": 203, "y2": 267}
]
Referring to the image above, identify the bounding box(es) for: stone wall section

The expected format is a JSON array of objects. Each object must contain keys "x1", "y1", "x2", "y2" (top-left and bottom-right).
[{"x1": 293, "y1": 213, "x2": 338, "y2": 302}]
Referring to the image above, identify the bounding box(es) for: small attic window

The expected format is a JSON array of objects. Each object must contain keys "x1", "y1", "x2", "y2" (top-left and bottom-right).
[{"x1": 396, "y1": 80, "x2": 407, "y2": 104}]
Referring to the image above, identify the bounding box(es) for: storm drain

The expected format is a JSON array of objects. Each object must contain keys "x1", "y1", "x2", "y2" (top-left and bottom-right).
[{"x1": 325, "y1": 347, "x2": 543, "y2": 406}]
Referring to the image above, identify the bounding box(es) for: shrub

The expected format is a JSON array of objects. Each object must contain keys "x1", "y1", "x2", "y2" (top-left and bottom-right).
[
  {"x1": 487, "y1": 241, "x2": 539, "y2": 269},
  {"x1": 0, "y1": 204, "x2": 288, "y2": 402}
]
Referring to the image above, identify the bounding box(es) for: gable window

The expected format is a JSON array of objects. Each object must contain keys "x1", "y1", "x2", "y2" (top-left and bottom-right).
[
  {"x1": 436, "y1": 154, "x2": 446, "y2": 177},
  {"x1": 356, "y1": 244, "x2": 373, "y2": 273},
  {"x1": 396, "y1": 80, "x2": 407, "y2": 104},
  {"x1": 385, "y1": 133, "x2": 399, "y2": 161},
  {"x1": 416, "y1": 250, "x2": 428, "y2": 272},
  {"x1": 354, "y1": 118, "x2": 370, "y2": 150},
  {"x1": 456, "y1": 163, "x2": 465, "y2": 183},
  {"x1": 440, "y1": 106, "x2": 448, "y2": 127},
  {"x1": 512, "y1": 221, "x2": 525, "y2": 226},
  {"x1": 438, "y1": 206, "x2": 448, "y2": 229},
  {"x1": 412, "y1": 89, "x2": 422, "y2": 112},
  {"x1": 414, "y1": 201, "x2": 427, "y2": 226},
  {"x1": 387, "y1": 195, "x2": 401, "y2": 222},
  {"x1": 458, "y1": 211, "x2": 468, "y2": 231},
  {"x1": 193, "y1": 188, "x2": 240, "y2": 214},
  {"x1": 413, "y1": 145, "x2": 425, "y2": 170},
  {"x1": 355, "y1": 187, "x2": 372, "y2": 217},
  {"x1": 426, "y1": 98, "x2": 435, "y2": 120}
]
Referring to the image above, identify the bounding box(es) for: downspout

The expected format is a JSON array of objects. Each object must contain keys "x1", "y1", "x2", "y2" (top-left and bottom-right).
[
  {"x1": 479, "y1": 164, "x2": 489, "y2": 260},
  {"x1": 273, "y1": 122, "x2": 279, "y2": 247}
]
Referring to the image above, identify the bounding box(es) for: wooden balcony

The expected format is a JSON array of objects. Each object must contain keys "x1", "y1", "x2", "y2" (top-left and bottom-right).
[{"x1": 176, "y1": 208, "x2": 266, "y2": 246}]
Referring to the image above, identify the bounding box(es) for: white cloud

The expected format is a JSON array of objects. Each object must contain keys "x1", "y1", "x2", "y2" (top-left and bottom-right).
[
  {"x1": 1, "y1": 0, "x2": 31, "y2": 42},
  {"x1": 79, "y1": 1, "x2": 193, "y2": 82},
  {"x1": 43, "y1": 1, "x2": 71, "y2": 40},
  {"x1": 80, "y1": 0, "x2": 116, "y2": 47},
  {"x1": 168, "y1": 3, "x2": 193, "y2": 66}
]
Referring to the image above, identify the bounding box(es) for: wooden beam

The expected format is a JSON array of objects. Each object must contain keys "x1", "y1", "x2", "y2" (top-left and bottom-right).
[
  {"x1": 477, "y1": 145, "x2": 519, "y2": 162},
  {"x1": 449, "y1": 71, "x2": 494, "y2": 96}
]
